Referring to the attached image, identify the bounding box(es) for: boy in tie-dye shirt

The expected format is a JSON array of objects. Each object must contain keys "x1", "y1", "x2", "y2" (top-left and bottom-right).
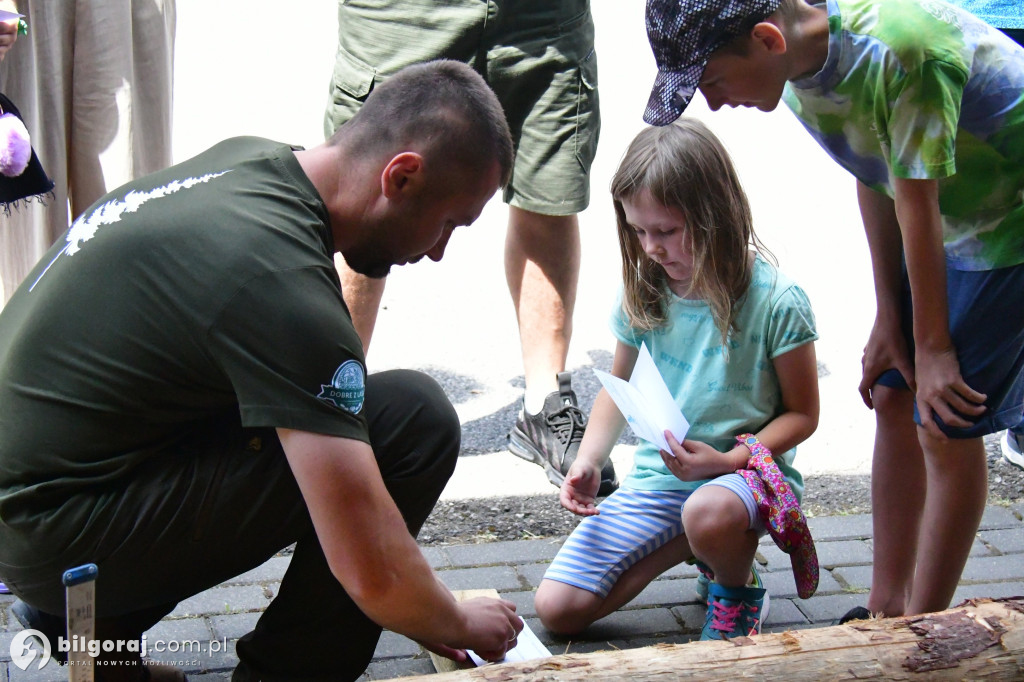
[{"x1": 642, "y1": 0, "x2": 1024, "y2": 623}]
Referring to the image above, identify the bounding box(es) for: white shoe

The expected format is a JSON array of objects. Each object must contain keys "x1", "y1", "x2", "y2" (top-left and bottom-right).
[{"x1": 1001, "y1": 429, "x2": 1024, "y2": 470}]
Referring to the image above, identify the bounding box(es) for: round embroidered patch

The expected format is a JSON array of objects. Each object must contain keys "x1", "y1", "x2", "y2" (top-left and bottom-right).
[{"x1": 317, "y1": 359, "x2": 365, "y2": 414}]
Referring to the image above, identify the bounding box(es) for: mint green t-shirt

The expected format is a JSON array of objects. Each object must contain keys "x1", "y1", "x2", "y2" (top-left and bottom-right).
[
  {"x1": 783, "y1": 0, "x2": 1024, "y2": 271},
  {"x1": 610, "y1": 256, "x2": 818, "y2": 497}
]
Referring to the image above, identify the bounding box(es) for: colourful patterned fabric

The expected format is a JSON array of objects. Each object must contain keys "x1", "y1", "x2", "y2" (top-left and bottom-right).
[
  {"x1": 783, "y1": 0, "x2": 1024, "y2": 272},
  {"x1": 735, "y1": 434, "x2": 819, "y2": 599}
]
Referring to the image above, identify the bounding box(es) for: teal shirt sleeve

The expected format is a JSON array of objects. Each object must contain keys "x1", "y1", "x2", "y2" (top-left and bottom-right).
[{"x1": 768, "y1": 283, "x2": 819, "y2": 359}]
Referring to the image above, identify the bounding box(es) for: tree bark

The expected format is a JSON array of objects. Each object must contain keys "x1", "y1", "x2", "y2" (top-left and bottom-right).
[{"x1": 404, "y1": 597, "x2": 1024, "y2": 681}]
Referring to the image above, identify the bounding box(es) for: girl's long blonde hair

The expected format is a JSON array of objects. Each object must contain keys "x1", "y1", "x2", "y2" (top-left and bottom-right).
[{"x1": 611, "y1": 118, "x2": 770, "y2": 344}]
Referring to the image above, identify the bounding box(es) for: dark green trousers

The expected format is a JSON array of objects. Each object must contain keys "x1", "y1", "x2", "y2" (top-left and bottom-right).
[{"x1": 6, "y1": 370, "x2": 460, "y2": 681}]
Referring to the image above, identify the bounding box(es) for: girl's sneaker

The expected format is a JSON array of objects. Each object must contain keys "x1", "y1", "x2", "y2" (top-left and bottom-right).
[
  {"x1": 700, "y1": 578, "x2": 769, "y2": 640},
  {"x1": 693, "y1": 560, "x2": 761, "y2": 603}
]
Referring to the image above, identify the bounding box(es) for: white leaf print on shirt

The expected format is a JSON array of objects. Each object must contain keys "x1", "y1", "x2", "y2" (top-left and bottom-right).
[{"x1": 29, "y1": 170, "x2": 232, "y2": 291}]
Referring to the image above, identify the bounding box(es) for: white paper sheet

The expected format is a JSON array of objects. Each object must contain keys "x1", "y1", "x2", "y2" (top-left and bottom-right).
[
  {"x1": 467, "y1": 617, "x2": 550, "y2": 667},
  {"x1": 593, "y1": 341, "x2": 689, "y2": 452}
]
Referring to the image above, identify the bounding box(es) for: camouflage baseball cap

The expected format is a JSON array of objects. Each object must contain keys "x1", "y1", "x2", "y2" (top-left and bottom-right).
[{"x1": 643, "y1": 0, "x2": 782, "y2": 125}]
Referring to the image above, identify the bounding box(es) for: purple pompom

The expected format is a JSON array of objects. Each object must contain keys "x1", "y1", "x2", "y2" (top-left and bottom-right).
[{"x1": 0, "y1": 111, "x2": 31, "y2": 178}]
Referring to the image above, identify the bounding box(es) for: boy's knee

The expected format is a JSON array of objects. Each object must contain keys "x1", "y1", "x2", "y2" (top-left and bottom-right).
[{"x1": 870, "y1": 383, "x2": 915, "y2": 428}]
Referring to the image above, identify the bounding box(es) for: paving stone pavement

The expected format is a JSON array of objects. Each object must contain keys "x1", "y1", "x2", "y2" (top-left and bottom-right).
[{"x1": 3, "y1": 502, "x2": 1023, "y2": 681}]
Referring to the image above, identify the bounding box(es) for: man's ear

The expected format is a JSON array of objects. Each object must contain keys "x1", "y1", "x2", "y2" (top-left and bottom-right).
[
  {"x1": 751, "y1": 21, "x2": 788, "y2": 54},
  {"x1": 380, "y1": 151, "x2": 424, "y2": 200}
]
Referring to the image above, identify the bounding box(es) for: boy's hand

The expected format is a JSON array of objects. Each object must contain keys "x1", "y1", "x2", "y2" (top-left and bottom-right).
[
  {"x1": 914, "y1": 346, "x2": 986, "y2": 438},
  {"x1": 560, "y1": 460, "x2": 602, "y2": 516},
  {"x1": 660, "y1": 433, "x2": 735, "y2": 481},
  {"x1": 859, "y1": 316, "x2": 915, "y2": 408}
]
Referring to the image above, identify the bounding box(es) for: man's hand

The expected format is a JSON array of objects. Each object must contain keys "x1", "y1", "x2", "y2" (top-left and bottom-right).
[
  {"x1": 453, "y1": 598, "x2": 522, "y2": 662},
  {"x1": 559, "y1": 459, "x2": 601, "y2": 516},
  {"x1": 660, "y1": 433, "x2": 736, "y2": 481},
  {"x1": 914, "y1": 345, "x2": 986, "y2": 438},
  {"x1": 859, "y1": 315, "x2": 915, "y2": 409},
  {"x1": 415, "y1": 639, "x2": 468, "y2": 664},
  {"x1": 417, "y1": 598, "x2": 523, "y2": 663}
]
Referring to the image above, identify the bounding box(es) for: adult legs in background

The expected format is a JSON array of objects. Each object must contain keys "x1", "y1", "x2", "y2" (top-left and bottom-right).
[
  {"x1": 0, "y1": 0, "x2": 175, "y2": 303},
  {"x1": 504, "y1": 207, "x2": 580, "y2": 404}
]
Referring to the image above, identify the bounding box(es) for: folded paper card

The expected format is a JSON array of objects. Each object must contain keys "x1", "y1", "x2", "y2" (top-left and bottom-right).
[
  {"x1": 593, "y1": 341, "x2": 689, "y2": 452},
  {"x1": 467, "y1": 617, "x2": 550, "y2": 667}
]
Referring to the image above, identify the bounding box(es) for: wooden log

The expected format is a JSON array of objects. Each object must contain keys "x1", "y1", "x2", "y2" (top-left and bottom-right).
[{"x1": 398, "y1": 597, "x2": 1024, "y2": 681}]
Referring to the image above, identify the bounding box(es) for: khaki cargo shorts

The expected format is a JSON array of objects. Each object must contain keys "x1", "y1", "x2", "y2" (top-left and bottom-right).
[{"x1": 324, "y1": 0, "x2": 601, "y2": 216}]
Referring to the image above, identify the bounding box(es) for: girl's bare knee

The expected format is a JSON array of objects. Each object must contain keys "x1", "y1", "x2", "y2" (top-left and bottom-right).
[
  {"x1": 534, "y1": 579, "x2": 598, "y2": 635},
  {"x1": 682, "y1": 486, "x2": 747, "y2": 544}
]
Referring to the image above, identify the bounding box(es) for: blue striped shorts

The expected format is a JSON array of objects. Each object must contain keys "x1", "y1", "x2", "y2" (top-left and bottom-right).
[{"x1": 543, "y1": 474, "x2": 763, "y2": 597}]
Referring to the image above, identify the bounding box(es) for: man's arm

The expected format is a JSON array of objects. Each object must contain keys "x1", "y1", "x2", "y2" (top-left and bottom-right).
[
  {"x1": 277, "y1": 428, "x2": 522, "y2": 657},
  {"x1": 890, "y1": 177, "x2": 986, "y2": 434}
]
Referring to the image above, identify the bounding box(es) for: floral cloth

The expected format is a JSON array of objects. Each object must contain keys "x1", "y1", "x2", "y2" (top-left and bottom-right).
[{"x1": 736, "y1": 434, "x2": 819, "y2": 599}]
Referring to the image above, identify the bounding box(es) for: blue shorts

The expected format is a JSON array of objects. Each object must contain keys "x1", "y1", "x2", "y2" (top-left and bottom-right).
[
  {"x1": 875, "y1": 261, "x2": 1024, "y2": 438},
  {"x1": 542, "y1": 476, "x2": 763, "y2": 598}
]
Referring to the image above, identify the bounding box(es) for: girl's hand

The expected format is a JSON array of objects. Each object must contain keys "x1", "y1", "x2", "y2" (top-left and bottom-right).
[
  {"x1": 559, "y1": 459, "x2": 602, "y2": 516},
  {"x1": 660, "y1": 432, "x2": 735, "y2": 481}
]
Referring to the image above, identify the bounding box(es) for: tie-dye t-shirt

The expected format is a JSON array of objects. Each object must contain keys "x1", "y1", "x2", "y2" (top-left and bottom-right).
[{"x1": 783, "y1": 0, "x2": 1024, "y2": 271}]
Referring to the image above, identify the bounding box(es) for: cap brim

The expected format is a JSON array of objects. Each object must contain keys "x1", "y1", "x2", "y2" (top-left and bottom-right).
[{"x1": 643, "y1": 62, "x2": 705, "y2": 126}]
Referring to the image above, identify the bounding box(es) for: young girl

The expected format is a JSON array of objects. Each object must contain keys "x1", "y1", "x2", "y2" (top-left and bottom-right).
[{"x1": 533, "y1": 118, "x2": 819, "y2": 640}]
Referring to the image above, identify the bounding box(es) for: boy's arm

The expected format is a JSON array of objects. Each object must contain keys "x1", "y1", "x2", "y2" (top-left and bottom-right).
[
  {"x1": 857, "y1": 181, "x2": 915, "y2": 406},
  {"x1": 559, "y1": 341, "x2": 637, "y2": 515},
  {"x1": 891, "y1": 176, "x2": 986, "y2": 435}
]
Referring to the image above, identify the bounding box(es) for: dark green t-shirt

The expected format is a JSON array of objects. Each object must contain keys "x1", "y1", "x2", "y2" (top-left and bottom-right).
[{"x1": 0, "y1": 137, "x2": 368, "y2": 531}]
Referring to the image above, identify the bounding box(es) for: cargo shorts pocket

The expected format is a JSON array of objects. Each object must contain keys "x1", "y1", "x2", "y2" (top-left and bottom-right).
[
  {"x1": 574, "y1": 48, "x2": 600, "y2": 172},
  {"x1": 326, "y1": 47, "x2": 378, "y2": 134}
]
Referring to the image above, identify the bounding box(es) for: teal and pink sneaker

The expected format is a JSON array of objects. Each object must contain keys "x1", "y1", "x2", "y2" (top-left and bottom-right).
[{"x1": 700, "y1": 576, "x2": 769, "y2": 640}]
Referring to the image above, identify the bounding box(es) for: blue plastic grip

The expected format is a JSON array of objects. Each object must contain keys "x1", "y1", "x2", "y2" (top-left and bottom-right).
[{"x1": 62, "y1": 563, "x2": 98, "y2": 587}]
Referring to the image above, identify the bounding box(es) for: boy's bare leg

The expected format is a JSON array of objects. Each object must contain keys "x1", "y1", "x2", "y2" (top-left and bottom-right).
[
  {"x1": 535, "y1": 533, "x2": 692, "y2": 635},
  {"x1": 867, "y1": 386, "x2": 926, "y2": 617},
  {"x1": 335, "y1": 253, "x2": 386, "y2": 351},
  {"x1": 504, "y1": 207, "x2": 580, "y2": 401},
  {"x1": 907, "y1": 432, "x2": 987, "y2": 615}
]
